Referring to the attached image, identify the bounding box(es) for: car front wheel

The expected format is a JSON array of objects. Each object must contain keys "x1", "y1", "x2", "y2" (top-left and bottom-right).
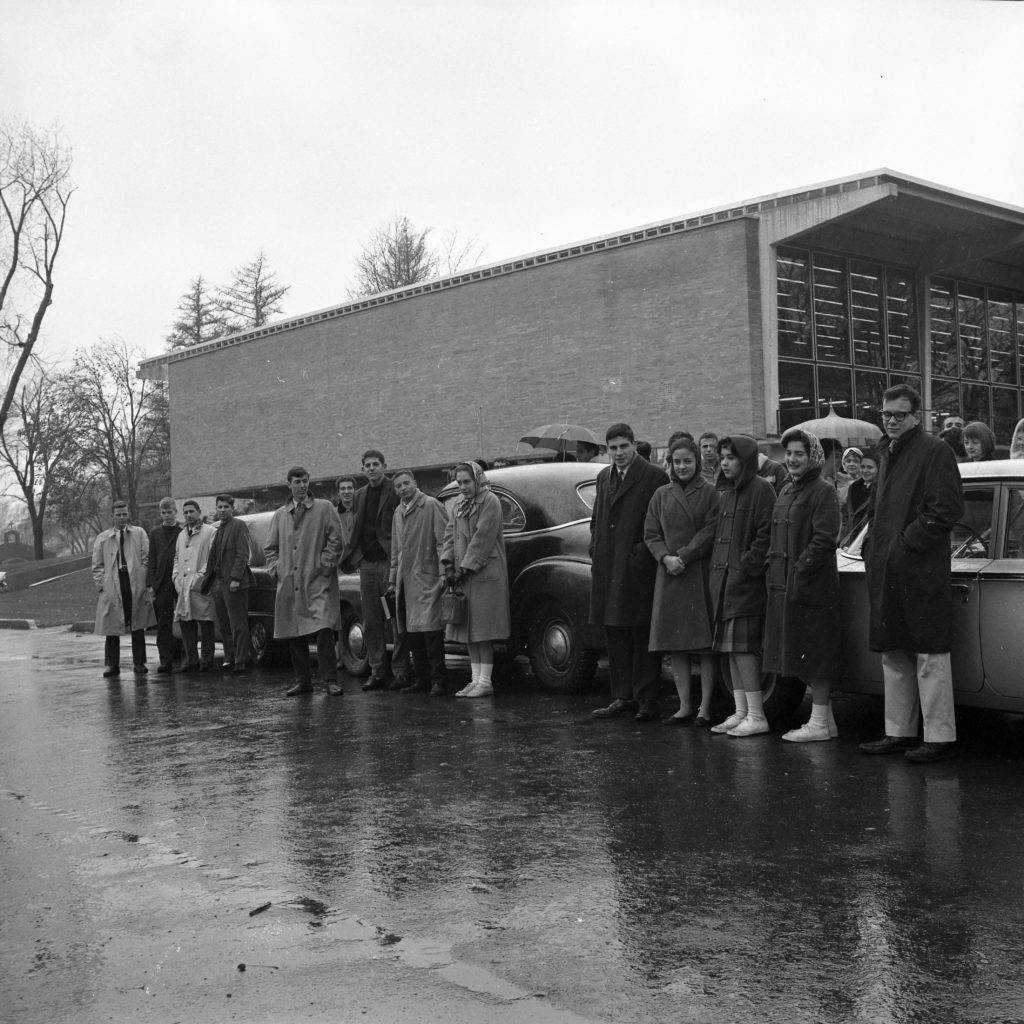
[
  {"x1": 338, "y1": 606, "x2": 370, "y2": 677},
  {"x1": 249, "y1": 617, "x2": 283, "y2": 667},
  {"x1": 527, "y1": 601, "x2": 598, "y2": 693}
]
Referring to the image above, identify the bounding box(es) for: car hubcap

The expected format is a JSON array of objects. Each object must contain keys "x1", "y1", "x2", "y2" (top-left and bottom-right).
[
  {"x1": 543, "y1": 622, "x2": 571, "y2": 669},
  {"x1": 348, "y1": 622, "x2": 365, "y2": 659},
  {"x1": 251, "y1": 622, "x2": 266, "y2": 658}
]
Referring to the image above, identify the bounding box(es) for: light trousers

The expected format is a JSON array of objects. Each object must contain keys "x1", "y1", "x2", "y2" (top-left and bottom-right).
[{"x1": 881, "y1": 650, "x2": 957, "y2": 743}]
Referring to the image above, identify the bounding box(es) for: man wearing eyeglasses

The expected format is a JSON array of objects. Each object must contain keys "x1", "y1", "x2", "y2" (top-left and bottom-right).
[{"x1": 859, "y1": 384, "x2": 964, "y2": 763}]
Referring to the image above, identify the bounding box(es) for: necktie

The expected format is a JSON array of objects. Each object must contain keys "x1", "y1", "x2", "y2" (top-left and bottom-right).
[
  {"x1": 118, "y1": 529, "x2": 126, "y2": 569},
  {"x1": 610, "y1": 469, "x2": 621, "y2": 495}
]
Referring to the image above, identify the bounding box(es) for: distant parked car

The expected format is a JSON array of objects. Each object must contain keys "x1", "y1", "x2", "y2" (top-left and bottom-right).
[{"x1": 337, "y1": 462, "x2": 605, "y2": 691}]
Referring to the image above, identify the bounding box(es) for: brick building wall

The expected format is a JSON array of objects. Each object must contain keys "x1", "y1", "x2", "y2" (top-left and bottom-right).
[{"x1": 169, "y1": 217, "x2": 763, "y2": 495}]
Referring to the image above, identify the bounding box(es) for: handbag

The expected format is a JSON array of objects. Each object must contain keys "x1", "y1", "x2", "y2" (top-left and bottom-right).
[{"x1": 441, "y1": 582, "x2": 468, "y2": 625}]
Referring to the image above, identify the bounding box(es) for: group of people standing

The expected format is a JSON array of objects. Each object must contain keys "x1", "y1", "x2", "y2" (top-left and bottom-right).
[{"x1": 586, "y1": 383, "x2": 965, "y2": 763}]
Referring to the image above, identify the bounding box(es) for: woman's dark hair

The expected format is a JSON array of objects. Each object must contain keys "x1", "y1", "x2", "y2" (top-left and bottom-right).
[
  {"x1": 668, "y1": 436, "x2": 701, "y2": 482},
  {"x1": 963, "y1": 421, "x2": 996, "y2": 460}
]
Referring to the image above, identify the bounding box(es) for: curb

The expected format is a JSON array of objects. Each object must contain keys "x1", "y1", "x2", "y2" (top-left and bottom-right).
[
  {"x1": 69, "y1": 621, "x2": 95, "y2": 633},
  {"x1": 0, "y1": 619, "x2": 37, "y2": 630}
]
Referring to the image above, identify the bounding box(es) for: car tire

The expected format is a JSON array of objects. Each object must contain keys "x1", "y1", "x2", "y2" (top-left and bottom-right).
[
  {"x1": 713, "y1": 669, "x2": 806, "y2": 722},
  {"x1": 527, "y1": 601, "x2": 598, "y2": 693},
  {"x1": 249, "y1": 617, "x2": 284, "y2": 667},
  {"x1": 338, "y1": 605, "x2": 370, "y2": 677}
]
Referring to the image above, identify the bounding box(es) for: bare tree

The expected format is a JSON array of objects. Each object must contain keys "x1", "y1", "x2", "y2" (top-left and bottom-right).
[
  {"x1": 47, "y1": 465, "x2": 108, "y2": 555},
  {"x1": 68, "y1": 338, "x2": 170, "y2": 521},
  {"x1": 215, "y1": 251, "x2": 289, "y2": 331},
  {"x1": 166, "y1": 274, "x2": 226, "y2": 349},
  {"x1": 350, "y1": 216, "x2": 485, "y2": 297},
  {"x1": 0, "y1": 119, "x2": 73, "y2": 433},
  {"x1": 0, "y1": 368, "x2": 84, "y2": 558}
]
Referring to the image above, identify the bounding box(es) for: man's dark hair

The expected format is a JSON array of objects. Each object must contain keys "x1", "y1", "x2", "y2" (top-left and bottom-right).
[
  {"x1": 392, "y1": 468, "x2": 416, "y2": 483},
  {"x1": 361, "y1": 449, "x2": 386, "y2": 465},
  {"x1": 112, "y1": 499, "x2": 128, "y2": 511},
  {"x1": 881, "y1": 383, "x2": 921, "y2": 412},
  {"x1": 182, "y1": 499, "x2": 201, "y2": 512},
  {"x1": 605, "y1": 422, "x2": 634, "y2": 443},
  {"x1": 215, "y1": 493, "x2": 235, "y2": 506},
  {"x1": 286, "y1": 466, "x2": 309, "y2": 482},
  {"x1": 336, "y1": 475, "x2": 356, "y2": 489},
  {"x1": 635, "y1": 440, "x2": 652, "y2": 461},
  {"x1": 698, "y1": 431, "x2": 718, "y2": 445}
]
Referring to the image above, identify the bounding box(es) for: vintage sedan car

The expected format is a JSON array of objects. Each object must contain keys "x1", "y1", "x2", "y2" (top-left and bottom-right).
[
  {"x1": 337, "y1": 462, "x2": 604, "y2": 691},
  {"x1": 825, "y1": 459, "x2": 1024, "y2": 714}
]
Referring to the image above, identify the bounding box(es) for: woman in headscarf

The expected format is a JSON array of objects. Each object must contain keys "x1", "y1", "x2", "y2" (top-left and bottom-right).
[
  {"x1": 644, "y1": 436, "x2": 720, "y2": 725},
  {"x1": 708, "y1": 435, "x2": 776, "y2": 737},
  {"x1": 1011, "y1": 419, "x2": 1024, "y2": 460},
  {"x1": 763, "y1": 428, "x2": 843, "y2": 742},
  {"x1": 441, "y1": 461, "x2": 510, "y2": 699},
  {"x1": 962, "y1": 421, "x2": 996, "y2": 462},
  {"x1": 837, "y1": 446, "x2": 863, "y2": 535}
]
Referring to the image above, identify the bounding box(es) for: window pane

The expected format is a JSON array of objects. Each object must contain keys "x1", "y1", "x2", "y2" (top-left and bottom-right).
[
  {"x1": 951, "y1": 487, "x2": 995, "y2": 558},
  {"x1": 816, "y1": 365, "x2": 853, "y2": 418},
  {"x1": 961, "y1": 383, "x2": 990, "y2": 425},
  {"x1": 495, "y1": 491, "x2": 527, "y2": 532},
  {"x1": 850, "y1": 260, "x2": 884, "y2": 367},
  {"x1": 931, "y1": 378, "x2": 961, "y2": 426},
  {"x1": 1004, "y1": 487, "x2": 1024, "y2": 559},
  {"x1": 812, "y1": 253, "x2": 849, "y2": 363},
  {"x1": 777, "y1": 249, "x2": 812, "y2": 359},
  {"x1": 1017, "y1": 302, "x2": 1024, "y2": 392},
  {"x1": 886, "y1": 268, "x2": 919, "y2": 372},
  {"x1": 854, "y1": 370, "x2": 887, "y2": 428},
  {"x1": 992, "y1": 387, "x2": 1019, "y2": 448},
  {"x1": 930, "y1": 279, "x2": 958, "y2": 378},
  {"x1": 778, "y1": 360, "x2": 815, "y2": 432},
  {"x1": 988, "y1": 291, "x2": 1016, "y2": 385},
  {"x1": 958, "y1": 283, "x2": 988, "y2": 380}
]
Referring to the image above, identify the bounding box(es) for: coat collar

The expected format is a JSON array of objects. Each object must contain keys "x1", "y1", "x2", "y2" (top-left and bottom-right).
[
  {"x1": 400, "y1": 490, "x2": 425, "y2": 516},
  {"x1": 609, "y1": 458, "x2": 642, "y2": 505}
]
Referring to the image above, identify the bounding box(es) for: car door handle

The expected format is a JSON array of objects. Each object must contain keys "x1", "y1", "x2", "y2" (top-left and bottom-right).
[{"x1": 951, "y1": 582, "x2": 972, "y2": 604}]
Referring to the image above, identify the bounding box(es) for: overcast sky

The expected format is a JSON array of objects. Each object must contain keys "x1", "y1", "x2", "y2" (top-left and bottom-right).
[{"x1": 3, "y1": 0, "x2": 1022, "y2": 365}]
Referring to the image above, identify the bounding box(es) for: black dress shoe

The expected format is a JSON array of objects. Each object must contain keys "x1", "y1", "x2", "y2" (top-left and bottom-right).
[
  {"x1": 286, "y1": 681, "x2": 314, "y2": 696},
  {"x1": 694, "y1": 716, "x2": 712, "y2": 729},
  {"x1": 387, "y1": 677, "x2": 405, "y2": 692},
  {"x1": 399, "y1": 680, "x2": 428, "y2": 694},
  {"x1": 662, "y1": 713, "x2": 695, "y2": 726},
  {"x1": 635, "y1": 705, "x2": 659, "y2": 722},
  {"x1": 905, "y1": 741, "x2": 957, "y2": 763},
  {"x1": 156, "y1": 664, "x2": 174, "y2": 674},
  {"x1": 102, "y1": 666, "x2": 120, "y2": 678},
  {"x1": 232, "y1": 662, "x2": 250, "y2": 675},
  {"x1": 325, "y1": 682, "x2": 344, "y2": 696},
  {"x1": 858, "y1": 735, "x2": 918, "y2": 755},
  {"x1": 591, "y1": 699, "x2": 636, "y2": 719},
  {"x1": 133, "y1": 663, "x2": 148, "y2": 676},
  {"x1": 198, "y1": 663, "x2": 214, "y2": 673},
  {"x1": 428, "y1": 682, "x2": 447, "y2": 697},
  {"x1": 175, "y1": 663, "x2": 200, "y2": 674},
  {"x1": 362, "y1": 676, "x2": 386, "y2": 691}
]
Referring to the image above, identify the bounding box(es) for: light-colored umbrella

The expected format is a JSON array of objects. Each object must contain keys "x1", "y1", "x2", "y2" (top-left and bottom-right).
[
  {"x1": 519, "y1": 423, "x2": 606, "y2": 454},
  {"x1": 791, "y1": 404, "x2": 883, "y2": 450}
]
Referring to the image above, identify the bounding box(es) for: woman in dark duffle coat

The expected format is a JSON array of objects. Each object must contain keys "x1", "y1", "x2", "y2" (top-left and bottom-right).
[
  {"x1": 707, "y1": 434, "x2": 776, "y2": 738},
  {"x1": 763, "y1": 428, "x2": 843, "y2": 743},
  {"x1": 441, "y1": 461, "x2": 511, "y2": 700},
  {"x1": 644, "y1": 436, "x2": 720, "y2": 726}
]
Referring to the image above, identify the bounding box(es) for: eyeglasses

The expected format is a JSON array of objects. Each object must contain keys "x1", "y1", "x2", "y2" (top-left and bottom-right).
[{"x1": 880, "y1": 410, "x2": 912, "y2": 422}]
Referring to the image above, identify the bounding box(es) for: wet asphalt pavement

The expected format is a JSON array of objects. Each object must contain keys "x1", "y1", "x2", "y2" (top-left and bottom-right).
[{"x1": 3, "y1": 630, "x2": 1024, "y2": 1024}]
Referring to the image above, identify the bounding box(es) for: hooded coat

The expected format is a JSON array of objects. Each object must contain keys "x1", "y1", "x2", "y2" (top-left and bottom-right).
[
  {"x1": 92, "y1": 525, "x2": 157, "y2": 635},
  {"x1": 264, "y1": 498, "x2": 343, "y2": 638},
  {"x1": 644, "y1": 473, "x2": 719, "y2": 651},
  {"x1": 865, "y1": 425, "x2": 964, "y2": 653},
  {"x1": 762, "y1": 432, "x2": 842, "y2": 680},
  {"x1": 389, "y1": 490, "x2": 448, "y2": 633},
  {"x1": 589, "y1": 455, "x2": 669, "y2": 627},
  {"x1": 708, "y1": 435, "x2": 775, "y2": 622}
]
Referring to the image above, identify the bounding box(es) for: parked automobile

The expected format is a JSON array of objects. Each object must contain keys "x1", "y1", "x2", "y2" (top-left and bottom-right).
[{"x1": 337, "y1": 462, "x2": 604, "y2": 691}]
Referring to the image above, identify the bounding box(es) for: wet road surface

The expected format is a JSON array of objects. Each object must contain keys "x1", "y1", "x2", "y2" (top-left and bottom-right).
[{"x1": 3, "y1": 629, "x2": 1024, "y2": 1023}]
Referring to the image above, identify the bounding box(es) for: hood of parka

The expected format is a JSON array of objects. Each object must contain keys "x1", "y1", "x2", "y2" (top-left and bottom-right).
[{"x1": 717, "y1": 434, "x2": 761, "y2": 491}]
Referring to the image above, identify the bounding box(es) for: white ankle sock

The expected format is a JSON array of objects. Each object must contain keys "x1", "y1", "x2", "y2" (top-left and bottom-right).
[
  {"x1": 745, "y1": 689, "x2": 766, "y2": 721},
  {"x1": 477, "y1": 665, "x2": 492, "y2": 687},
  {"x1": 733, "y1": 689, "x2": 749, "y2": 717},
  {"x1": 809, "y1": 703, "x2": 829, "y2": 729}
]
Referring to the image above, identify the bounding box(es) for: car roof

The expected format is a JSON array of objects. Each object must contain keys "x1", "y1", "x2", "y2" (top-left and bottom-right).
[{"x1": 959, "y1": 459, "x2": 1024, "y2": 481}]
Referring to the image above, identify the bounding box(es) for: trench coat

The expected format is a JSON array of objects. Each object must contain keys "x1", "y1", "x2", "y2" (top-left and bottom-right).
[
  {"x1": 865, "y1": 426, "x2": 963, "y2": 653},
  {"x1": 762, "y1": 469, "x2": 842, "y2": 679},
  {"x1": 708, "y1": 437, "x2": 775, "y2": 622},
  {"x1": 172, "y1": 523, "x2": 217, "y2": 622},
  {"x1": 442, "y1": 489, "x2": 510, "y2": 643},
  {"x1": 264, "y1": 498, "x2": 343, "y2": 638},
  {"x1": 589, "y1": 457, "x2": 669, "y2": 627},
  {"x1": 92, "y1": 525, "x2": 157, "y2": 635},
  {"x1": 643, "y1": 476, "x2": 719, "y2": 651},
  {"x1": 389, "y1": 491, "x2": 447, "y2": 633}
]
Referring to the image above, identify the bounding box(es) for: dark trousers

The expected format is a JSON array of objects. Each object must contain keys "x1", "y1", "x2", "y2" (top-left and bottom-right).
[
  {"x1": 213, "y1": 582, "x2": 252, "y2": 665},
  {"x1": 360, "y1": 559, "x2": 409, "y2": 680},
  {"x1": 105, "y1": 568, "x2": 147, "y2": 667},
  {"x1": 605, "y1": 623, "x2": 661, "y2": 706},
  {"x1": 179, "y1": 619, "x2": 215, "y2": 667},
  {"x1": 153, "y1": 584, "x2": 178, "y2": 666},
  {"x1": 406, "y1": 630, "x2": 447, "y2": 689},
  {"x1": 288, "y1": 628, "x2": 338, "y2": 683}
]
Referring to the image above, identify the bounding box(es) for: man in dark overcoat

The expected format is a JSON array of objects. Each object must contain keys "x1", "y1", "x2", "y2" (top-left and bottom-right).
[
  {"x1": 147, "y1": 497, "x2": 182, "y2": 674},
  {"x1": 589, "y1": 422, "x2": 669, "y2": 721},
  {"x1": 860, "y1": 384, "x2": 964, "y2": 763},
  {"x1": 207, "y1": 493, "x2": 255, "y2": 673}
]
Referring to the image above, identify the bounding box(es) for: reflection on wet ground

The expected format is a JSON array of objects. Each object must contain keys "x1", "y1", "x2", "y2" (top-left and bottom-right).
[{"x1": 4, "y1": 630, "x2": 1024, "y2": 1022}]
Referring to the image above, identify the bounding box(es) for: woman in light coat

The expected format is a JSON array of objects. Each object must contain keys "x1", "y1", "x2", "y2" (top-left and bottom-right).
[
  {"x1": 442, "y1": 461, "x2": 510, "y2": 699},
  {"x1": 644, "y1": 436, "x2": 719, "y2": 725}
]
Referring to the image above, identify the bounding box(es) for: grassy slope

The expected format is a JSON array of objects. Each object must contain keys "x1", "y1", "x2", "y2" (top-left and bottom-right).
[{"x1": 0, "y1": 567, "x2": 97, "y2": 627}]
